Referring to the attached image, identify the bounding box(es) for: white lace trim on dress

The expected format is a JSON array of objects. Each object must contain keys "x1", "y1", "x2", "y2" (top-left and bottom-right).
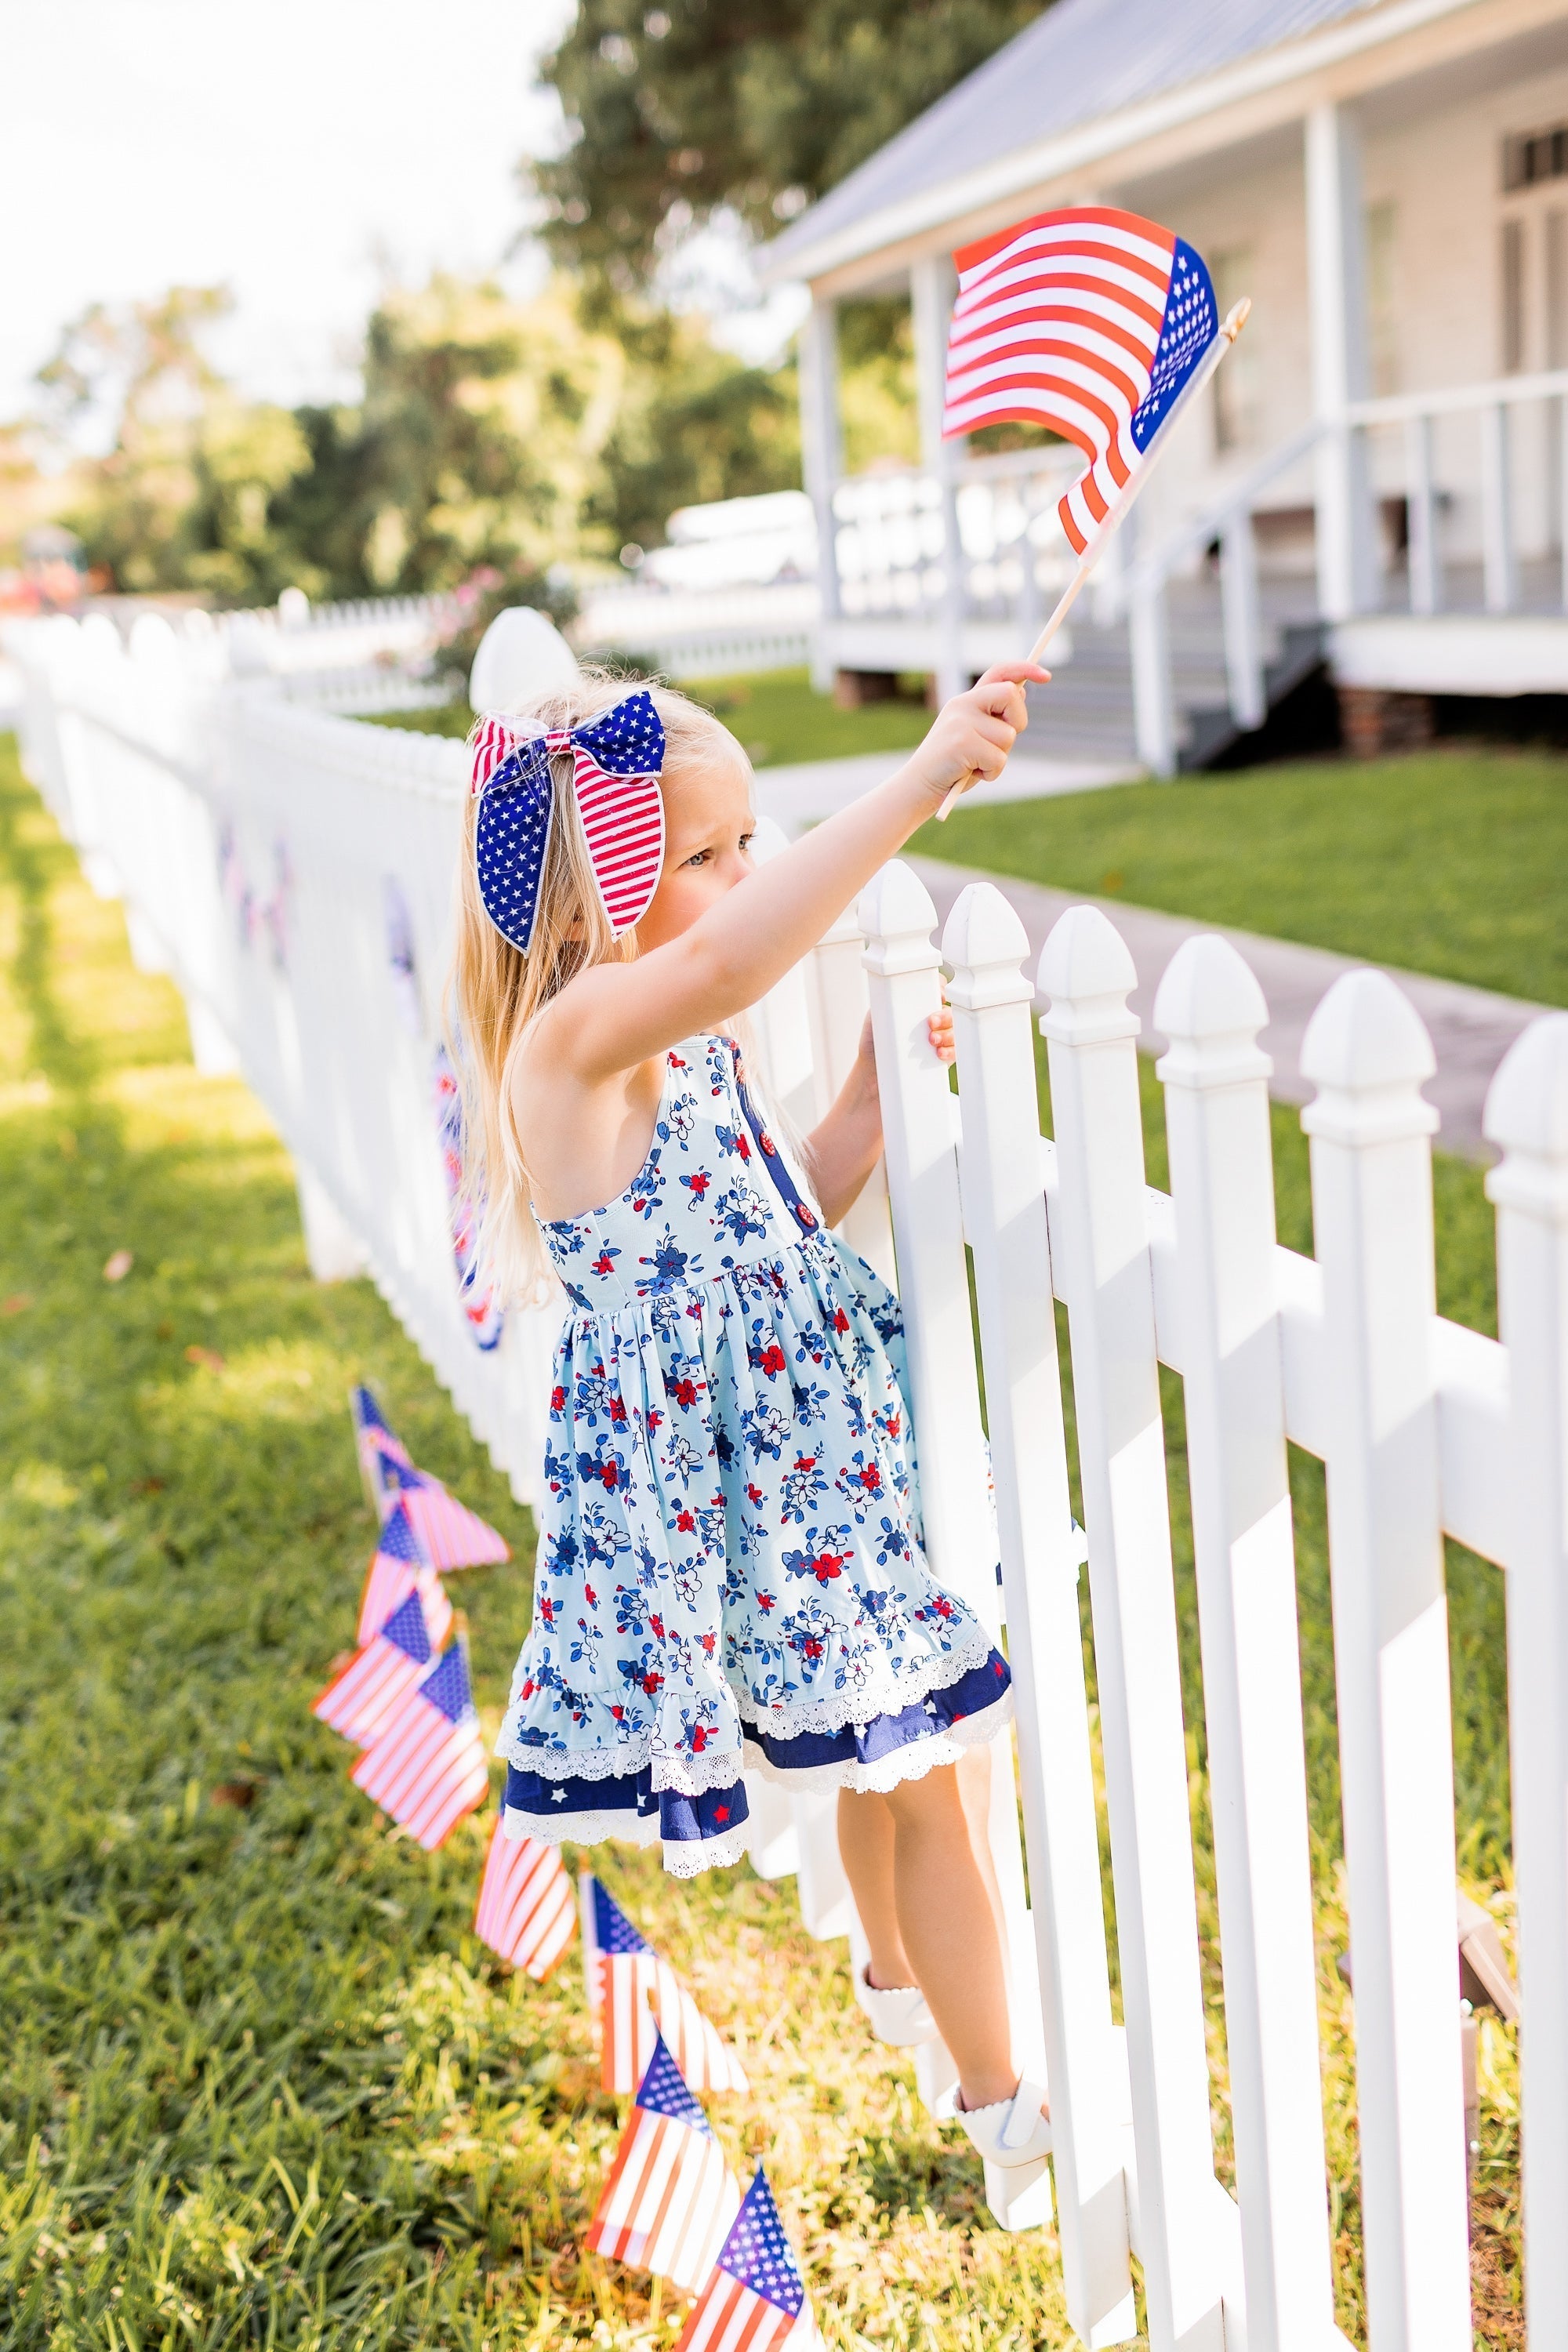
[
  {"x1": 500, "y1": 1800, "x2": 748, "y2": 1878},
  {"x1": 497, "y1": 1624, "x2": 1002, "y2": 1795}
]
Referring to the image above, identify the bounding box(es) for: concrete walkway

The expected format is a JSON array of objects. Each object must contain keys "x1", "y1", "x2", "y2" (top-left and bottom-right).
[{"x1": 911, "y1": 855, "x2": 1550, "y2": 1161}]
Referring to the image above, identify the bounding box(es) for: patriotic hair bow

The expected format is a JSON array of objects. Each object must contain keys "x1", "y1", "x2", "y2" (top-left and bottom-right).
[{"x1": 470, "y1": 691, "x2": 666, "y2": 953}]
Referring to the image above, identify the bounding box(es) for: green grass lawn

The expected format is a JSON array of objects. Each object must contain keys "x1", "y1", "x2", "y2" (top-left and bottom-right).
[
  {"x1": 918, "y1": 748, "x2": 1568, "y2": 1008},
  {"x1": 0, "y1": 728, "x2": 1523, "y2": 2345}
]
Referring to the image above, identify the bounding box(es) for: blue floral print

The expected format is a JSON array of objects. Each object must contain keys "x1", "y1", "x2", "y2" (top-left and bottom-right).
[{"x1": 497, "y1": 1035, "x2": 1011, "y2": 1875}]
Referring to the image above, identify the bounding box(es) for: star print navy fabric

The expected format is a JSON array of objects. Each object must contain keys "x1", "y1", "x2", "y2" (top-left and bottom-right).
[
  {"x1": 497, "y1": 1035, "x2": 1012, "y2": 1877},
  {"x1": 470, "y1": 692, "x2": 666, "y2": 952}
]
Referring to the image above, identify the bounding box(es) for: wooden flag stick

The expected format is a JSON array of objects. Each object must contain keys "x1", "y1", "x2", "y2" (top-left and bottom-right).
[{"x1": 932, "y1": 296, "x2": 1251, "y2": 818}]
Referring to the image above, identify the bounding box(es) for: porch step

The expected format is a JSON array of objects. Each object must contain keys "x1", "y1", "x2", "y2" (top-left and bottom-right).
[{"x1": 1024, "y1": 592, "x2": 1324, "y2": 772}]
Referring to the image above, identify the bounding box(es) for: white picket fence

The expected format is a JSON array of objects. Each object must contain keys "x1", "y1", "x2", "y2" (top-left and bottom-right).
[{"x1": 10, "y1": 605, "x2": 1565, "y2": 2347}]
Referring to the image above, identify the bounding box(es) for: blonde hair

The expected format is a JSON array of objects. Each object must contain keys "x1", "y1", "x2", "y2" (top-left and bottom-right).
[{"x1": 447, "y1": 666, "x2": 750, "y2": 1306}]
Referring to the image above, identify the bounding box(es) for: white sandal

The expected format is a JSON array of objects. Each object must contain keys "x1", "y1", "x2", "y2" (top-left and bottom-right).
[
  {"x1": 854, "y1": 1966, "x2": 938, "y2": 2047},
  {"x1": 956, "y1": 2076, "x2": 1052, "y2": 2167}
]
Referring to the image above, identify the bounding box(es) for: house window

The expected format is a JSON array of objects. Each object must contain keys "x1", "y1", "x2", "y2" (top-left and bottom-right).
[
  {"x1": 1210, "y1": 247, "x2": 1259, "y2": 450},
  {"x1": 1504, "y1": 123, "x2": 1568, "y2": 190},
  {"x1": 1501, "y1": 218, "x2": 1526, "y2": 372},
  {"x1": 1366, "y1": 201, "x2": 1399, "y2": 396}
]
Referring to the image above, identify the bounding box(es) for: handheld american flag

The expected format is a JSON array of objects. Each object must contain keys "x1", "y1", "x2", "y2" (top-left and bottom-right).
[
  {"x1": 943, "y1": 205, "x2": 1223, "y2": 560},
  {"x1": 586, "y1": 2030, "x2": 742, "y2": 2294},
  {"x1": 582, "y1": 1874, "x2": 748, "y2": 2096},
  {"x1": 933, "y1": 204, "x2": 1247, "y2": 818},
  {"x1": 350, "y1": 1383, "x2": 412, "y2": 1514},
  {"x1": 314, "y1": 1588, "x2": 440, "y2": 1747},
  {"x1": 350, "y1": 1641, "x2": 490, "y2": 1849},
  {"x1": 474, "y1": 1818, "x2": 576, "y2": 1981},
  {"x1": 356, "y1": 1497, "x2": 451, "y2": 1647},
  {"x1": 675, "y1": 2165, "x2": 818, "y2": 2352}
]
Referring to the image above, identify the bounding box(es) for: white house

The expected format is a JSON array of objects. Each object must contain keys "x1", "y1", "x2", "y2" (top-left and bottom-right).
[{"x1": 759, "y1": 0, "x2": 1568, "y2": 769}]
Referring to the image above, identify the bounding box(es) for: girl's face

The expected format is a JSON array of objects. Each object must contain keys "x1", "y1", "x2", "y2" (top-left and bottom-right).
[{"x1": 634, "y1": 757, "x2": 756, "y2": 952}]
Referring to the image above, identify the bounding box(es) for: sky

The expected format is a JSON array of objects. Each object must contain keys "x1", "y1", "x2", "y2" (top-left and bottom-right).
[{"x1": 1, "y1": 0, "x2": 804, "y2": 437}]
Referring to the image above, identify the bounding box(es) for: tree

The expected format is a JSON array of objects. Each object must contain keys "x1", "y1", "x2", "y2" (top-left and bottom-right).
[
  {"x1": 37, "y1": 289, "x2": 313, "y2": 601},
  {"x1": 533, "y1": 0, "x2": 1046, "y2": 291}
]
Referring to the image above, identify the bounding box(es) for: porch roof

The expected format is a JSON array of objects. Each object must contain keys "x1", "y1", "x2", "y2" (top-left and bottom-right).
[{"x1": 760, "y1": 0, "x2": 1476, "y2": 287}]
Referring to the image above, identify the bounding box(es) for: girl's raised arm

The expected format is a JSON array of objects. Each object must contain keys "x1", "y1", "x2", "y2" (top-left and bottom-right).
[{"x1": 542, "y1": 662, "x2": 1047, "y2": 1083}]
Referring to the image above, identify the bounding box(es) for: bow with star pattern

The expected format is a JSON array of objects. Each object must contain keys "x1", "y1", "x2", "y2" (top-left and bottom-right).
[{"x1": 469, "y1": 691, "x2": 667, "y2": 952}]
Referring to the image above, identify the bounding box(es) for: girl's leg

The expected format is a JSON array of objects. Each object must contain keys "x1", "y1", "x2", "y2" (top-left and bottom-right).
[
  {"x1": 880, "y1": 1762, "x2": 1018, "y2": 2111},
  {"x1": 836, "y1": 1788, "x2": 915, "y2": 1988}
]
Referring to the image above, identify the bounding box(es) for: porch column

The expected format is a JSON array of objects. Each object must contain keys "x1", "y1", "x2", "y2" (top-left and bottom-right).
[
  {"x1": 1305, "y1": 101, "x2": 1376, "y2": 619},
  {"x1": 798, "y1": 294, "x2": 843, "y2": 691},
  {"x1": 912, "y1": 252, "x2": 966, "y2": 702}
]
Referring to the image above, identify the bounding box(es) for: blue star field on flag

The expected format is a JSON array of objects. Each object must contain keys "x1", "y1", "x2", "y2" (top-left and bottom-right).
[
  {"x1": 590, "y1": 1875, "x2": 657, "y2": 1958},
  {"x1": 637, "y1": 2031, "x2": 716, "y2": 2135},
  {"x1": 713, "y1": 2165, "x2": 807, "y2": 2316}
]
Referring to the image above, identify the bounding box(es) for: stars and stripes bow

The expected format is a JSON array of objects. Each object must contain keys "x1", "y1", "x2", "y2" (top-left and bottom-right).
[
  {"x1": 469, "y1": 691, "x2": 666, "y2": 953},
  {"x1": 582, "y1": 1874, "x2": 749, "y2": 2096},
  {"x1": 942, "y1": 205, "x2": 1220, "y2": 561},
  {"x1": 474, "y1": 1820, "x2": 577, "y2": 1980},
  {"x1": 586, "y1": 2030, "x2": 741, "y2": 2293},
  {"x1": 675, "y1": 2165, "x2": 819, "y2": 2352}
]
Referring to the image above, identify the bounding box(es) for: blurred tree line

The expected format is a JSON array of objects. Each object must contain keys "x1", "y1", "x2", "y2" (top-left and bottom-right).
[
  {"x1": 16, "y1": 2, "x2": 1044, "y2": 607},
  {"x1": 32, "y1": 275, "x2": 800, "y2": 607}
]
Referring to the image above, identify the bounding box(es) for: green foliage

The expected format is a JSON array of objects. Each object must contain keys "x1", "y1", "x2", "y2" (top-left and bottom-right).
[
  {"x1": 919, "y1": 747, "x2": 1568, "y2": 1007},
  {"x1": 38, "y1": 289, "x2": 314, "y2": 602},
  {"x1": 533, "y1": 0, "x2": 1045, "y2": 291},
  {"x1": 36, "y1": 274, "x2": 802, "y2": 607}
]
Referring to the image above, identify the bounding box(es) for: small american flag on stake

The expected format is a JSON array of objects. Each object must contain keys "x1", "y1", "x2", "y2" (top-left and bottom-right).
[
  {"x1": 586, "y1": 2030, "x2": 741, "y2": 2294},
  {"x1": 675, "y1": 2164, "x2": 819, "y2": 2352},
  {"x1": 474, "y1": 1819, "x2": 576, "y2": 1980},
  {"x1": 350, "y1": 1383, "x2": 412, "y2": 1485},
  {"x1": 377, "y1": 1454, "x2": 510, "y2": 1573},
  {"x1": 350, "y1": 1640, "x2": 490, "y2": 1849},
  {"x1": 314, "y1": 1588, "x2": 441, "y2": 1748},
  {"x1": 356, "y1": 1497, "x2": 450, "y2": 1647},
  {"x1": 582, "y1": 1874, "x2": 748, "y2": 2096}
]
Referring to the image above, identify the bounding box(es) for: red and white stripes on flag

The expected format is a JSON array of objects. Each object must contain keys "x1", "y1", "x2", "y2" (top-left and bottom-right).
[
  {"x1": 942, "y1": 205, "x2": 1218, "y2": 560},
  {"x1": 397, "y1": 1482, "x2": 510, "y2": 1573},
  {"x1": 582, "y1": 1873, "x2": 748, "y2": 2096},
  {"x1": 474, "y1": 1820, "x2": 576, "y2": 1980},
  {"x1": 674, "y1": 2165, "x2": 818, "y2": 2352},
  {"x1": 350, "y1": 1645, "x2": 489, "y2": 1850},
  {"x1": 314, "y1": 1590, "x2": 436, "y2": 1748},
  {"x1": 587, "y1": 2032, "x2": 741, "y2": 2294}
]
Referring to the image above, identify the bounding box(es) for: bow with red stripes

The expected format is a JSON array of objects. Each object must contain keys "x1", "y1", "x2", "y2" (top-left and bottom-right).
[{"x1": 469, "y1": 691, "x2": 666, "y2": 952}]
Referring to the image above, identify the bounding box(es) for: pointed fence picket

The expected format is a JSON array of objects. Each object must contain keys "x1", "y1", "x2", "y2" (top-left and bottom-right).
[
  {"x1": 16, "y1": 608, "x2": 1567, "y2": 2348},
  {"x1": 854, "y1": 871, "x2": 1559, "y2": 2349}
]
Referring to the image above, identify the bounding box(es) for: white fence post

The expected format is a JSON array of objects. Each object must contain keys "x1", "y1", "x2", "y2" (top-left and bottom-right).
[
  {"x1": 1038, "y1": 905, "x2": 1234, "y2": 2350},
  {"x1": 1154, "y1": 937, "x2": 1337, "y2": 2352},
  {"x1": 859, "y1": 860, "x2": 1041, "y2": 2191},
  {"x1": 944, "y1": 882, "x2": 1136, "y2": 2345},
  {"x1": 1298, "y1": 971, "x2": 1470, "y2": 2352},
  {"x1": 1483, "y1": 1012, "x2": 1568, "y2": 2339}
]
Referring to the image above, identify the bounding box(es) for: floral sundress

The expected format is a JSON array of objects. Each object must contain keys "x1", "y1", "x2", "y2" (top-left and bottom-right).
[{"x1": 497, "y1": 1034, "x2": 1011, "y2": 1874}]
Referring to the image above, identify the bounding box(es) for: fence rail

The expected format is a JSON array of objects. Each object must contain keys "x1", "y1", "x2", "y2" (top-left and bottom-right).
[{"x1": 10, "y1": 606, "x2": 1563, "y2": 2346}]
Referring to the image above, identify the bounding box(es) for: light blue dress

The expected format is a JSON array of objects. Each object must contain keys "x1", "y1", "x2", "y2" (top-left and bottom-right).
[{"x1": 498, "y1": 1034, "x2": 1011, "y2": 1874}]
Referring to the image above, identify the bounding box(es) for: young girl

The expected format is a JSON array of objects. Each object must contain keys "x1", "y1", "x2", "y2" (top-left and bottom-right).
[{"x1": 451, "y1": 659, "x2": 1051, "y2": 2172}]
